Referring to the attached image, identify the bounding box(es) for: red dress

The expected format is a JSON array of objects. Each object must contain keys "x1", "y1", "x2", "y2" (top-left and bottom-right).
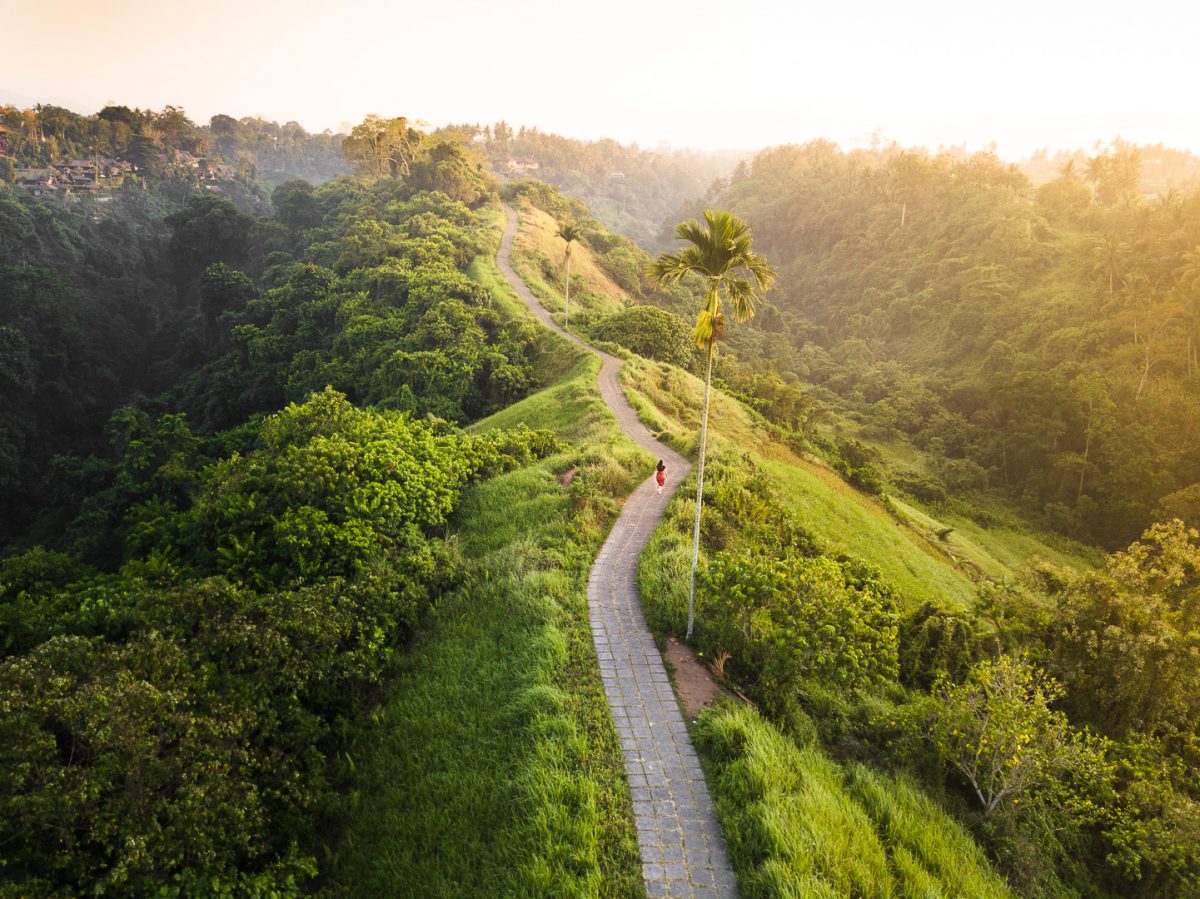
[{"x1": 655, "y1": 470, "x2": 666, "y2": 487}]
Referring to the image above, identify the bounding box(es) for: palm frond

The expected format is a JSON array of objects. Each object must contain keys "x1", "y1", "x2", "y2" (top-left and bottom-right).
[
  {"x1": 648, "y1": 252, "x2": 690, "y2": 287},
  {"x1": 653, "y1": 207, "x2": 775, "y2": 340},
  {"x1": 725, "y1": 277, "x2": 756, "y2": 321},
  {"x1": 557, "y1": 223, "x2": 583, "y2": 243}
]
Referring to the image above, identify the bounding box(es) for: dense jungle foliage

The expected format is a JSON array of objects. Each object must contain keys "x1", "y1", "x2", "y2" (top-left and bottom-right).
[
  {"x1": 8, "y1": 103, "x2": 1200, "y2": 897},
  {"x1": 679, "y1": 141, "x2": 1200, "y2": 549},
  {"x1": 0, "y1": 119, "x2": 566, "y2": 894},
  {"x1": 642, "y1": 441, "x2": 1200, "y2": 897}
]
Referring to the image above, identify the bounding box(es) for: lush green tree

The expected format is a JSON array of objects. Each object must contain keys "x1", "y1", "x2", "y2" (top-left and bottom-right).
[
  {"x1": 651, "y1": 210, "x2": 775, "y2": 638},
  {"x1": 898, "y1": 602, "x2": 989, "y2": 689},
  {"x1": 407, "y1": 138, "x2": 492, "y2": 207},
  {"x1": 198, "y1": 263, "x2": 256, "y2": 348},
  {"x1": 926, "y1": 655, "x2": 1095, "y2": 816},
  {"x1": 271, "y1": 179, "x2": 322, "y2": 230},
  {"x1": 703, "y1": 550, "x2": 899, "y2": 692},
  {"x1": 1050, "y1": 520, "x2": 1200, "y2": 738},
  {"x1": 164, "y1": 195, "x2": 253, "y2": 285},
  {"x1": 127, "y1": 132, "x2": 167, "y2": 178},
  {"x1": 342, "y1": 115, "x2": 423, "y2": 180},
  {"x1": 589, "y1": 305, "x2": 694, "y2": 368}
]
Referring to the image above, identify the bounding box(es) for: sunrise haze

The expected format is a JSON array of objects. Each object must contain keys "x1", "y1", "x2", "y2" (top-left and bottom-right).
[{"x1": 3, "y1": 0, "x2": 1198, "y2": 158}]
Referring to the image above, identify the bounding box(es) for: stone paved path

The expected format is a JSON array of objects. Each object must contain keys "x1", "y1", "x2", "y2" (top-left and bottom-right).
[{"x1": 497, "y1": 204, "x2": 737, "y2": 898}]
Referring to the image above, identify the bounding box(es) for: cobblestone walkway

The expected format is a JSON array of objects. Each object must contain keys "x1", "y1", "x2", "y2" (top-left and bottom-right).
[{"x1": 497, "y1": 204, "x2": 737, "y2": 898}]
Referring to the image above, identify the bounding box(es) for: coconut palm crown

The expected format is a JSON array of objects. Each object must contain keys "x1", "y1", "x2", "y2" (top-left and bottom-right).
[
  {"x1": 651, "y1": 209, "x2": 776, "y2": 348},
  {"x1": 650, "y1": 209, "x2": 776, "y2": 639}
]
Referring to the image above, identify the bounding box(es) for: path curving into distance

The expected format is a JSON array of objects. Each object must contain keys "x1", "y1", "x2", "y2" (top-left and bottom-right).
[{"x1": 497, "y1": 203, "x2": 737, "y2": 898}]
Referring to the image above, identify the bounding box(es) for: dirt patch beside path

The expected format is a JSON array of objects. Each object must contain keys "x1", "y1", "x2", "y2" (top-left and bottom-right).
[{"x1": 664, "y1": 636, "x2": 726, "y2": 719}]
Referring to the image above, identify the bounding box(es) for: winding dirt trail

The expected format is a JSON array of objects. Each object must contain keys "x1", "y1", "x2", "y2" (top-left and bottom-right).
[{"x1": 497, "y1": 203, "x2": 737, "y2": 898}]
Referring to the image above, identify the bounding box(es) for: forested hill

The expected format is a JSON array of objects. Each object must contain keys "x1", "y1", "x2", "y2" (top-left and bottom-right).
[
  {"x1": 0, "y1": 120, "x2": 573, "y2": 893},
  {"x1": 1018, "y1": 139, "x2": 1200, "y2": 193},
  {"x1": 690, "y1": 141, "x2": 1200, "y2": 548},
  {"x1": 4, "y1": 109, "x2": 1200, "y2": 896},
  {"x1": 0, "y1": 103, "x2": 348, "y2": 193},
  {"x1": 444, "y1": 121, "x2": 742, "y2": 247}
]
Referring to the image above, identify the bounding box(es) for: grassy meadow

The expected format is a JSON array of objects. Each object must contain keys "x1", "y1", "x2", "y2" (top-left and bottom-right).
[
  {"x1": 335, "y1": 353, "x2": 653, "y2": 897},
  {"x1": 507, "y1": 201, "x2": 629, "y2": 328}
]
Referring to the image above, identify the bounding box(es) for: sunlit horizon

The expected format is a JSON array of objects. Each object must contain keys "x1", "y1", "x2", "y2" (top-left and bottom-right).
[{"x1": 3, "y1": 0, "x2": 1198, "y2": 163}]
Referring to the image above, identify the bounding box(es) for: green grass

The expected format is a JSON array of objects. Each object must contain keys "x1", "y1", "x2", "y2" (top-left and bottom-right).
[
  {"x1": 622, "y1": 353, "x2": 977, "y2": 610},
  {"x1": 620, "y1": 348, "x2": 1094, "y2": 611},
  {"x1": 336, "y1": 213, "x2": 651, "y2": 896},
  {"x1": 509, "y1": 202, "x2": 628, "y2": 320},
  {"x1": 759, "y1": 459, "x2": 978, "y2": 610},
  {"x1": 921, "y1": 503, "x2": 1100, "y2": 575},
  {"x1": 637, "y1": 453, "x2": 978, "y2": 618},
  {"x1": 335, "y1": 364, "x2": 648, "y2": 897},
  {"x1": 843, "y1": 424, "x2": 1099, "y2": 580},
  {"x1": 845, "y1": 764, "x2": 1011, "y2": 899},
  {"x1": 694, "y1": 703, "x2": 1012, "y2": 899},
  {"x1": 468, "y1": 252, "x2": 529, "y2": 323}
]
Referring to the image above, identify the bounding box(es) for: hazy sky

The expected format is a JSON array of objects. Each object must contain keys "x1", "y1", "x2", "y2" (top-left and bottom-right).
[{"x1": 2, "y1": 0, "x2": 1197, "y2": 159}]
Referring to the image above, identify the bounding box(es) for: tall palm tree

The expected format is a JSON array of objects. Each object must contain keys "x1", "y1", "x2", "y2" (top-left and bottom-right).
[
  {"x1": 1090, "y1": 233, "x2": 1127, "y2": 303},
  {"x1": 650, "y1": 210, "x2": 776, "y2": 639},
  {"x1": 557, "y1": 223, "x2": 582, "y2": 330}
]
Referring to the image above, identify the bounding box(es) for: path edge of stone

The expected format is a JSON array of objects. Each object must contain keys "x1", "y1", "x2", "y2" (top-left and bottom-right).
[{"x1": 495, "y1": 201, "x2": 738, "y2": 899}]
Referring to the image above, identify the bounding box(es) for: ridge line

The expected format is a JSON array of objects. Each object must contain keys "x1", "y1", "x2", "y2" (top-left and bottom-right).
[{"x1": 496, "y1": 202, "x2": 737, "y2": 898}]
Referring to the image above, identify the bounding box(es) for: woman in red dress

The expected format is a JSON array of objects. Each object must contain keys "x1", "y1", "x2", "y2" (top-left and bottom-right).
[{"x1": 655, "y1": 459, "x2": 666, "y2": 494}]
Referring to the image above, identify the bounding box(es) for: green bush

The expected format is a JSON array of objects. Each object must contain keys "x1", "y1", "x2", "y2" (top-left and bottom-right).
[
  {"x1": 588, "y1": 304, "x2": 695, "y2": 369},
  {"x1": 0, "y1": 389, "x2": 560, "y2": 895},
  {"x1": 702, "y1": 550, "x2": 899, "y2": 693}
]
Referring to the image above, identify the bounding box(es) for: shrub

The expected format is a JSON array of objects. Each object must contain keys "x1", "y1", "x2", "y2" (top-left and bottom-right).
[
  {"x1": 588, "y1": 305, "x2": 695, "y2": 369},
  {"x1": 702, "y1": 550, "x2": 900, "y2": 694}
]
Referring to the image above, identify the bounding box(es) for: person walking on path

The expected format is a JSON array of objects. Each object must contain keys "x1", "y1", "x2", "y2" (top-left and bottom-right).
[{"x1": 655, "y1": 459, "x2": 667, "y2": 495}]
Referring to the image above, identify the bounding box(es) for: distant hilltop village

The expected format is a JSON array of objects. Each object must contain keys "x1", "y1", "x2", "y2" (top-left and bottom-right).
[
  {"x1": 0, "y1": 104, "x2": 350, "y2": 208},
  {"x1": 9, "y1": 150, "x2": 239, "y2": 202}
]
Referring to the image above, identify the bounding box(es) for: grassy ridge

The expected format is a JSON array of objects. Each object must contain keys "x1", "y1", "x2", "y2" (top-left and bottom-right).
[
  {"x1": 620, "y1": 353, "x2": 1090, "y2": 611},
  {"x1": 337, "y1": 218, "x2": 651, "y2": 896},
  {"x1": 507, "y1": 202, "x2": 629, "y2": 324},
  {"x1": 336, "y1": 359, "x2": 649, "y2": 897},
  {"x1": 695, "y1": 703, "x2": 1011, "y2": 898}
]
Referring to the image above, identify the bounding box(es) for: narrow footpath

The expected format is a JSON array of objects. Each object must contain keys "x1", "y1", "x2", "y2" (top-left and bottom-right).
[{"x1": 496, "y1": 203, "x2": 737, "y2": 899}]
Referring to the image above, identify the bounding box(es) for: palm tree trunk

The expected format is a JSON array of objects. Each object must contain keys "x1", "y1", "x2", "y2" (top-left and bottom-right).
[
  {"x1": 1077, "y1": 433, "x2": 1091, "y2": 501},
  {"x1": 1136, "y1": 345, "x2": 1152, "y2": 401},
  {"x1": 687, "y1": 339, "x2": 715, "y2": 640},
  {"x1": 563, "y1": 253, "x2": 571, "y2": 331}
]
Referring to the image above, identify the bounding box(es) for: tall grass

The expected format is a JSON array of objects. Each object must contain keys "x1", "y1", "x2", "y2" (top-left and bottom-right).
[
  {"x1": 694, "y1": 703, "x2": 1012, "y2": 899},
  {"x1": 759, "y1": 459, "x2": 977, "y2": 610},
  {"x1": 844, "y1": 764, "x2": 1011, "y2": 898},
  {"x1": 334, "y1": 344, "x2": 648, "y2": 895}
]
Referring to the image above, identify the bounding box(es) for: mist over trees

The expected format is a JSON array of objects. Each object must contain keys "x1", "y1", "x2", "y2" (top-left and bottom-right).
[
  {"x1": 0, "y1": 103, "x2": 348, "y2": 192},
  {"x1": 686, "y1": 140, "x2": 1200, "y2": 547},
  {"x1": 444, "y1": 121, "x2": 743, "y2": 246}
]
